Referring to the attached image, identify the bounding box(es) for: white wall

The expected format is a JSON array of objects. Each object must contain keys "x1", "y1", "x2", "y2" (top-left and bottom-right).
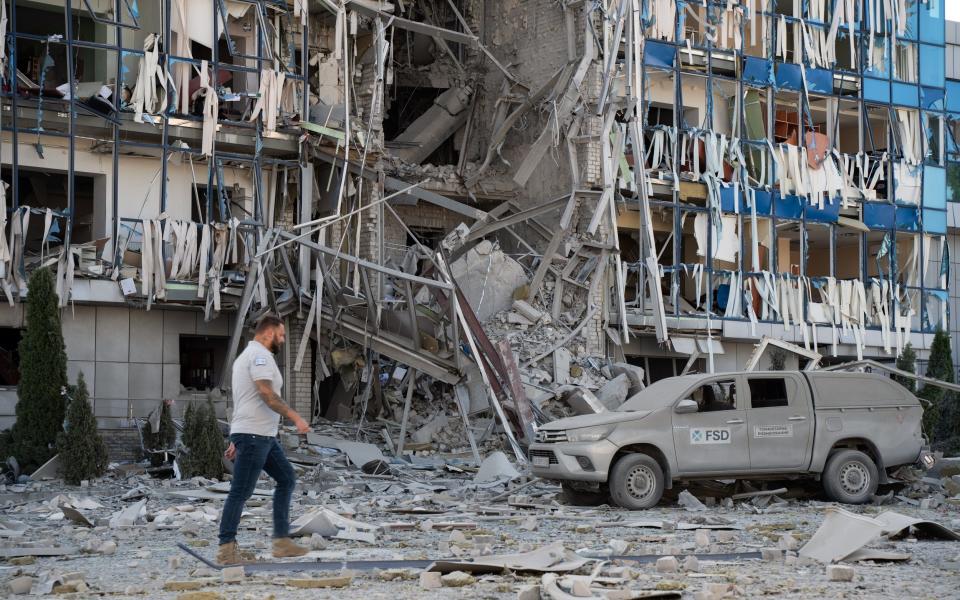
[{"x1": 0, "y1": 303, "x2": 233, "y2": 426}]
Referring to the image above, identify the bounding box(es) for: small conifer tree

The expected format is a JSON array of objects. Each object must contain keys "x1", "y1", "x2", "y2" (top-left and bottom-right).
[
  {"x1": 9, "y1": 268, "x2": 68, "y2": 473},
  {"x1": 919, "y1": 328, "x2": 955, "y2": 442},
  {"x1": 143, "y1": 400, "x2": 176, "y2": 467},
  {"x1": 180, "y1": 399, "x2": 225, "y2": 478},
  {"x1": 893, "y1": 343, "x2": 918, "y2": 393},
  {"x1": 57, "y1": 374, "x2": 107, "y2": 484}
]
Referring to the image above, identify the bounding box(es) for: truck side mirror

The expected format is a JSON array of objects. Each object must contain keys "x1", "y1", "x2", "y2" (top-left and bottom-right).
[{"x1": 675, "y1": 398, "x2": 698, "y2": 414}]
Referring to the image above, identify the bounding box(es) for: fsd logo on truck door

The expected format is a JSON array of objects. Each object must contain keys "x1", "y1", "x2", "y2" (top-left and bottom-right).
[{"x1": 690, "y1": 427, "x2": 731, "y2": 444}]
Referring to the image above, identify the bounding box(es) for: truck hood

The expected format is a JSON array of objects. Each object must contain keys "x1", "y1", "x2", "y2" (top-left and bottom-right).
[{"x1": 539, "y1": 410, "x2": 652, "y2": 431}]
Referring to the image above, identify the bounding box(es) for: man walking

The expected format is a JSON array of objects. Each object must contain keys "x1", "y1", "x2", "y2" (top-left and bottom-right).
[{"x1": 216, "y1": 315, "x2": 310, "y2": 564}]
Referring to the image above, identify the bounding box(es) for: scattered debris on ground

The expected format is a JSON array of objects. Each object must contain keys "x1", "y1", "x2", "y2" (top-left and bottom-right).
[{"x1": 2, "y1": 437, "x2": 959, "y2": 598}]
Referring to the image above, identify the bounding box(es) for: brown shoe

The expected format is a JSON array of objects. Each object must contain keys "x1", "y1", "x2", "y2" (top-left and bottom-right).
[
  {"x1": 272, "y1": 537, "x2": 308, "y2": 558},
  {"x1": 216, "y1": 541, "x2": 257, "y2": 565}
]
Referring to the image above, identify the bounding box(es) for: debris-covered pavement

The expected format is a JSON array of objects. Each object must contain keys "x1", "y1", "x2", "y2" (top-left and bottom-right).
[{"x1": 3, "y1": 434, "x2": 960, "y2": 599}]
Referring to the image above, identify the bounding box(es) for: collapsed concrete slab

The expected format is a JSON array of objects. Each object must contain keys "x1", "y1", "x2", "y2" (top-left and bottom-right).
[{"x1": 449, "y1": 240, "x2": 527, "y2": 323}]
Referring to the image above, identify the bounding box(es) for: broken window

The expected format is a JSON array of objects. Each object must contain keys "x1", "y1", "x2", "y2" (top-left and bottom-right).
[
  {"x1": 71, "y1": 0, "x2": 119, "y2": 44},
  {"x1": 0, "y1": 328, "x2": 23, "y2": 387},
  {"x1": 894, "y1": 41, "x2": 918, "y2": 83},
  {"x1": 747, "y1": 378, "x2": 788, "y2": 409},
  {"x1": 923, "y1": 290, "x2": 949, "y2": 332},
  {"x1": 925, "y1": 113, "x2": 944, "y2": 166},
  {"x1": 775, "y1": 219, "x2": 801, "y2": 275},
  {"x1": 922, "y1": 235, "x2": 948, "y2": 289},
  {"x1": 743, "y1": 16, "x2": 766, "y2": 58},
  {"x1": 741, "y1": 215, "x2": 772, "y2": 273},
  {"x1": 805, "y1": 223, "x2": 833, "y2": 278},
  {"x1": 678, "y1": 209, "x2": 706, "y2": 311},
  {"x1": 835, "y1": 228, "x2": 862, "y2": 279},
  {"x1": 689, "y1": 379, "x2": 738, "y2": 412},
  {"x1": 833, "y1": 99, "x2": 861, "y2": 155},
  {"x1": 772, "y1": 91, "x2": 801, "y2": 143},
  {"x1": 866, "y1": 231, "x2": 891, "y2": 280},
  {"x1": 192, "y1": 185, "x2": 235, "y2": 223},
  {"x1": 895, "y1": 231, "x2": 920, "y2": 287},
  {"x1": 948, "y1": 162, "x2": 960, "y2": 202},
  {"x1": 679, "y1": 75, "x2": 707, "y2": 131},
  {"x1": 1, "y1": 167, "x2": 99, "y2": 251},
  {"x1": 642, "y1": 356, "x2": 704, "y2": 384},
  {"x1": 179, "y1": 335, "x2": 229, "y2": 390}
]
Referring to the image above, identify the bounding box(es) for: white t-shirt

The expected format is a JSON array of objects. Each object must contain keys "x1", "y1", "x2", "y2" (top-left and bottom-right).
[{"x1": 230, "y1": 340, "x2": 283, "y2": 436}]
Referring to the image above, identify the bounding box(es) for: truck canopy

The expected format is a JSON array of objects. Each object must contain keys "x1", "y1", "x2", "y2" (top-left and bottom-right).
[{"x1": 804, "y1": 372, "x2": 920, "y2": 408}]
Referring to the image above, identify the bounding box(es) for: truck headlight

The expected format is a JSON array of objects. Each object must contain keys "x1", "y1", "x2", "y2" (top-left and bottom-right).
[{"x1": 565, "y1": 426, "x2": 613, "y2": 443}]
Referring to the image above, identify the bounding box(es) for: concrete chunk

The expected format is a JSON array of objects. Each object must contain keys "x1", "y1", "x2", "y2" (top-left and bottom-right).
[
  {"x1": 595, "y1": 374, "x2": 630, "y2": 410},
  {"x1": 98, "y1": 540, "x2": 117, "y2": 555},
  {"x1": 221, "y1": 566, "x2": 244, "y2": 583},
  {"x1": 554, "y1": 347, "x2": 572, "y2": 385},
  {"x1": 450, "y1": 240, "x2": 528, "y2": 323},
  {"x1": 656, "y1": 556, "x2": 679, "y2": 573},
  {"x1": 827, "y1": 565, "x2": 855, "y2": 582},
  {"x1": 420, "y1": 572, "x2": 442, "y2": 589},
  {"x1": 678, "y1": 490, "x2": 707, "y2": 512},
  {"x1": 474, "y1": 451, "x2": 520, "y2": 483},
  {"x1": 517, "y1": 585, "x2": 541, "y2": 600},
  {"x1": 175, "y1": 593, "x2": 224, "y2": 600},
  {"x1": 609, "y1": 362, "x2": 646, "y2": 394},
  {"x1": 286, "y1": 576, "x2": 352, "y2": 589},
  {"x1": 512, "y1": 299, "x2": 547, "y2": 323},
  {"x1": 761, "y1": 548, "x2": 782, "y2": 562},
  {"x1": 561, "y1": 387, "x2": 606, "y2": 415},
  {"x1": 163, "y1": 580, "x2": 213, "y2": 592},
  {"x1": 441, "y1": 571, "x2": 476, "y2": 587},
  {"x1": 8, "y1": 576, "x2": 32, "y2": 595}
]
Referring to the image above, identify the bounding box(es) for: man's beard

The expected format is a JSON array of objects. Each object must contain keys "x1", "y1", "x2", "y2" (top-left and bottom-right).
[{"x1": 268, "y1": 339, "x2": 281, "y2": 353}]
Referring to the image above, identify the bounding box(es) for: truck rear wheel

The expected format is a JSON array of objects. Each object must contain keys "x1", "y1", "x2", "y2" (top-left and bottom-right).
[
  {"x1": 822, "y1": 449, "x2": 878, "y2": 504},
  {"x1": 609, "y1": 453, "x2": 664, "y2": 510}
]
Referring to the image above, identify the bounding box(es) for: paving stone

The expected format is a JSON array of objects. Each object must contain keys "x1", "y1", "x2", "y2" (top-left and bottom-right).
[
  {"x1": 286, "y1": 575, "x2": 352, "y2": 589},
  {"x1": 221, "y1": 566, "x2": 245, "y2": 583},
  {"x1": 420, "y1": 572, "x2": 442, "y2": 589},
  {"x1": 827, "y1": 565, "x2": 855, "y2": 582},
  {"x1": 175, "y1": 593, "x2": 225, "y2": 600},
  {"x1": 163, "y1": 580, "x2": 213, "y2": 592}
]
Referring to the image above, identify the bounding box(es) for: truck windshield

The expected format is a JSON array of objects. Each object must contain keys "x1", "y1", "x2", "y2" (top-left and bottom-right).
[{"x1": 617, "y1": 376, "x2": 700, "y2": 412}]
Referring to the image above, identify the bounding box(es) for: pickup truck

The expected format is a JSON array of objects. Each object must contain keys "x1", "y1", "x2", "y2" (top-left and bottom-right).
[{"x1": 528, "y1": 371, "x2": 927, "y2": 509}]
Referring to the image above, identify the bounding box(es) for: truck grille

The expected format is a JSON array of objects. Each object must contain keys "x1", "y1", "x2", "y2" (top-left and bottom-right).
[
  {"x1": 534, "y1": 430, "x2": 568, "y2": 443},
  {"x1": 528, "y1": 449, "x2": 558, "y2": 464}
]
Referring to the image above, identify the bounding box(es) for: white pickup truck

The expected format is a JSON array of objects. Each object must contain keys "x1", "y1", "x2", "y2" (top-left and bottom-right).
[{"x1": 528, "y1": 371, "x2": 928, "y2": 509}]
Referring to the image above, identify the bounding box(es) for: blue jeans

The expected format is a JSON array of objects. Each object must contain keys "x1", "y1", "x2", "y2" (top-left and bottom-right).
[{"x1": 218, "y1": 433, "x2": 296, "y2": 546}]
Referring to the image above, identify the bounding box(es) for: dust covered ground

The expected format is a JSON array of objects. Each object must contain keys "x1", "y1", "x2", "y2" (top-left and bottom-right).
[{"x1": 3, "y1": 460, "x2": 960, "y2": 600}]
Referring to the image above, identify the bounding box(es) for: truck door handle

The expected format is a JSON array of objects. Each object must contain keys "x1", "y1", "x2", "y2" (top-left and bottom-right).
[
  {"x1": 726, "y1": 418, "x2": 744, "y2": 424},
  {"x1": 787, "y1": 416, "x2": 807, "y2": 421}
]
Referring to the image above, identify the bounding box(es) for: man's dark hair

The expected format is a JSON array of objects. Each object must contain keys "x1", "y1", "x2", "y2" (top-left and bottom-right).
[{"x1": 255, "y1": 315, "x2": 284, "y2": 334}]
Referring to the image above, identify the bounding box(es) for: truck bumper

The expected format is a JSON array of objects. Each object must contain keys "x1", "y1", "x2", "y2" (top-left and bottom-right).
[{"x1": 528, "y1": 440, "x2": 618, "y2": 483}]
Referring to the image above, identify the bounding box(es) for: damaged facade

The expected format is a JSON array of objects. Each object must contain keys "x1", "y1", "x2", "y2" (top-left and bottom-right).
[{"x1": 0, "y1": 0, "x2": 954, "y2": 461}]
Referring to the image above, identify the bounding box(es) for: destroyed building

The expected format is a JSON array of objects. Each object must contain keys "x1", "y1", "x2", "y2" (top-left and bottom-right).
[{"x1": 0, "y1": 0, "x2": 955, "y2": 460}]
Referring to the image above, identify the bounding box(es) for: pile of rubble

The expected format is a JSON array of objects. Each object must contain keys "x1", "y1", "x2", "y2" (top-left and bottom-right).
[{"x1": 2, "y1": 437, "x2": 960, "y2": 599}]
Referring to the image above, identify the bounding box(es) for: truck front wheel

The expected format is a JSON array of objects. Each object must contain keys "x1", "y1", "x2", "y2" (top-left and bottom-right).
[
  {"x1": 609, "y1": 453, "x2": 664, "y2": 510},
  {"x1": 822, "y1": 449, "x2": 878, "y2": 504}
]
